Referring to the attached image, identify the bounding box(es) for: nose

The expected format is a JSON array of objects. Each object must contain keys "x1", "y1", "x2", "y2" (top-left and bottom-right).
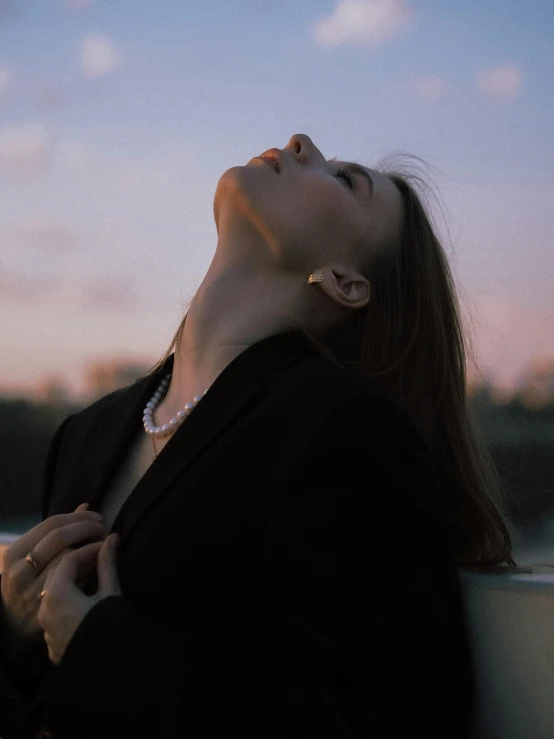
[{"x1": 285, "y1": 133, "x2": 325, "y2": 167}]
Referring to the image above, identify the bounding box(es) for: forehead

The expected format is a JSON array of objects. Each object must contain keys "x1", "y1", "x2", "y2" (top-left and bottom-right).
[{"x1": 369, "y1": 167, "x2": 399, "y2": 207}]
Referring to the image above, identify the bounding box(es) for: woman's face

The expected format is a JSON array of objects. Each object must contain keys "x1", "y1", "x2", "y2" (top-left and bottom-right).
[{"x1": 214, "y1": 133, "x2": 402, "y2": 276}]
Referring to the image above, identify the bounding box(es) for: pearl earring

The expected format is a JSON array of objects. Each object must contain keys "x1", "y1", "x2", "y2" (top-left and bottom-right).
[{"x1": 308, "y1": 273, "x2": 323, "y2": 284}]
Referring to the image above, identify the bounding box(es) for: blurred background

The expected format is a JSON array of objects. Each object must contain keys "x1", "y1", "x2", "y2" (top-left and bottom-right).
[{"x1": 0, "y1": 0, "x2": 552, "y2": 564}]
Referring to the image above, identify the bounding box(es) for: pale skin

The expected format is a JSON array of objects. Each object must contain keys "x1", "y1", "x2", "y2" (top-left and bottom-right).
[{"x1": 1, "y1": 133, "x2": 402, "y2": 665}]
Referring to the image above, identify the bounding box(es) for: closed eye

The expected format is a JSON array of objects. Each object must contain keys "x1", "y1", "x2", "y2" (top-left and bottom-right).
[
  {"x1": 329, "y1": 157, "x2": 374, "y2": 202},
  {"x1": 336, "y1": 168, "x2": 354, "y2": 188}
]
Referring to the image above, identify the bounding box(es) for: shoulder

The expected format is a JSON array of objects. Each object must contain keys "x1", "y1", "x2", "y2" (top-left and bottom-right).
[
  {"x1": 265, "y1": 351, "x2": 407, "y2": 435},
  {"x1": 283, "y1": 365, "x2": 431, "y2": 481},
  {"x1": 262, "y1": 350, "x2": 435, "y2": 481},
  {"x1": 307, "y1": 356, "x2": 432, "y2": 469},
  {"x1": 274, "y1": 354, "x2": 448, "y2": 525}
]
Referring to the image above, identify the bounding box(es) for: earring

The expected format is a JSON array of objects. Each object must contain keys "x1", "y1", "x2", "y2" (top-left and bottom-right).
[{"x1": 308, "y1": 273, "x2": 323, "y2": 284}]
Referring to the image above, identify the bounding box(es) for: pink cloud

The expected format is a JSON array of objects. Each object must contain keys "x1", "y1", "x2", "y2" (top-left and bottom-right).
[{"x1": 475, "y1": 63, "x2": 524, "y2": 99}]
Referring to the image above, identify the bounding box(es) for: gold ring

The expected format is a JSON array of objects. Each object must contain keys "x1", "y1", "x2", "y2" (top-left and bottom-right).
[{"x1": 25, "y1": 549, "x2": 43, "y2": 573}]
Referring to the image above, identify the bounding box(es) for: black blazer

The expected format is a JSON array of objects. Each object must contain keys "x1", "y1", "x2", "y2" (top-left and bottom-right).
[{"x1": 1, "y1": 329, "x2": 474, "y2": 739}]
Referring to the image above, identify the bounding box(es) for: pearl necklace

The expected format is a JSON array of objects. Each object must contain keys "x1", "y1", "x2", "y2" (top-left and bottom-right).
[{"x1": 143, "y1": 371, "x2": 210, "y2": 441}]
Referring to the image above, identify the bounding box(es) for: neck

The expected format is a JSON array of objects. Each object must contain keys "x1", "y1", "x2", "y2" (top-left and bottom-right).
[{"x1": 155, "y1": 256, "x2": 309, "y2": 423}]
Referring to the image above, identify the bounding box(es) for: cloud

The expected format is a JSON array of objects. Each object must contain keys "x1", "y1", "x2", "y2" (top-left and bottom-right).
[
  {"x1": 4, "y1": 216, "x2": 80, "y2": 254},
  {"x1": 0, "y1": 268, "x2": 60, "y2": 302},
  {"x1": 0, "y1": 123, "x2": 51, "y2": 180},
  {"x1": 80, "y1": 275, "x2": 140, "y2": 311},
  {"x1": 80, "y1": 33, "x2": 122, "y2": 78},
  {"x1": 413, "y1": 74, "x2": 447, "y2": 101},
  {"x1": 475, "y1": 62, "x2": 523, "y2": 99},
  {"x1": 0, "y1": 65, "x2": 11, "y2": 98},
  {"x1": 312, "y1": 0, "x2": 414, "y2": 49}
]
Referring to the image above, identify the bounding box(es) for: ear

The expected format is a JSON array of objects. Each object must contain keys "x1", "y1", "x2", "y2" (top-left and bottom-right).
[{"x1": 318, "y1": 266, "x2": 370, "y2": 311}]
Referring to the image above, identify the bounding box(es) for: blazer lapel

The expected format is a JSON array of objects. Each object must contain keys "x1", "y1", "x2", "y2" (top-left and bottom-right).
[{"x1": 76, "y1": 329, "x2": 320, "y2": 545}]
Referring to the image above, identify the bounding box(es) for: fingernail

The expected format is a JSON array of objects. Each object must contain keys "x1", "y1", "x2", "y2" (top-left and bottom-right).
[{"x1": 75, "y1": 502, "x2": 89, "y2": 512}]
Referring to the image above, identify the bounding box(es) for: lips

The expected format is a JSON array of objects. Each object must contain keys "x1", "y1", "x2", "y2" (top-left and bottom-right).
[
  {"x1": 259, "y1": 156, "x2": 279, "y2": 173},
  {"x1": 259, "y1": 148, "x2": 281, "y2": 173}
]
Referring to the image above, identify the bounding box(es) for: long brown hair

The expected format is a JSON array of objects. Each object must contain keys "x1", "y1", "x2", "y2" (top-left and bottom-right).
[{"x1": 139, "y1": 152, "x2": 520, "y2": 570}]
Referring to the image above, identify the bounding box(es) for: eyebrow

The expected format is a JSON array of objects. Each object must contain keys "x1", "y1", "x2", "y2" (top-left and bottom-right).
[{"x1": 329, "y1": 157, "x2": 374, "y2": 201}]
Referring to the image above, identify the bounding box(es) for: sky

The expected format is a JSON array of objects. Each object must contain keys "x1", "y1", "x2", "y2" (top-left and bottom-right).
[{"x1": 1, "y1": 0, "x2": 553, "y2": 400}]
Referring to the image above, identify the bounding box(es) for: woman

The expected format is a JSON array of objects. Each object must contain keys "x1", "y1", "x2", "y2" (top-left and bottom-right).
[{"x1": 0, "y1": 133, "x2": 515, "y2": 739}]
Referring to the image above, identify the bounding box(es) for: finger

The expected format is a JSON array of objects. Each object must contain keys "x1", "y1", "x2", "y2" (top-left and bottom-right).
[
  {"x1": 74, "y1": 502, "x2": 89, "y2": 512},
  {"x1": 30, "y1": 546, "x2": 80, "y2": 599},
  {"x1": 97, "y1": 534, "x2": 121, "y2": 595},
  {"x1": 9, "y1": 520, "x2": 106, "y2": 590},
  {"x1": 49, "y1": 541, "x2": 104, "y2": 591},
  {"x1": 26, "y1": 550, "x2": 66, "y2": 602},
  {"x1": 33, "y1": 520, "x2": 106, "y2": 569},
  {"x1": 4, "y1": 510, "x2": 103, "y2": 565}
]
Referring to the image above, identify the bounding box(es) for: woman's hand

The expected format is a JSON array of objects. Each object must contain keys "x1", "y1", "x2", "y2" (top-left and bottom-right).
[
  {"x1": 37, "y1": 533, "x2": 122, "y2": 665},
  {"x1": 1, "y1": 503, "x2": 106, "y2": 653}
]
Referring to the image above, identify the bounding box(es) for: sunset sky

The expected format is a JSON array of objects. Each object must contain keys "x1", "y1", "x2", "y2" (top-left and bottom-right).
[{"x1": 1, "y1": 0, "x2": 552, "y2": 400}]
